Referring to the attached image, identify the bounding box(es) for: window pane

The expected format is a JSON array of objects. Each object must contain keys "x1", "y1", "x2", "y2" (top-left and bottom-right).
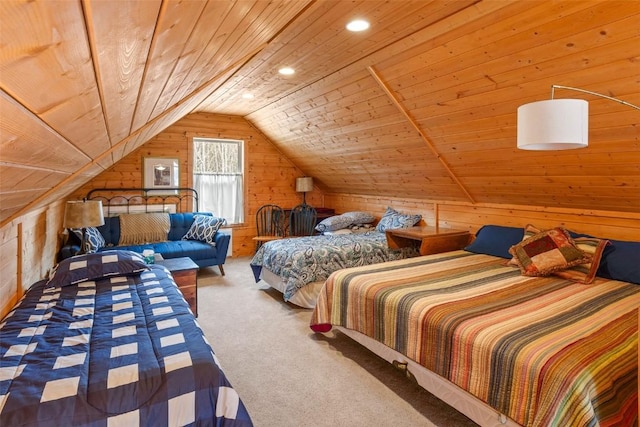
[{"x1": 193, "y1": 138, "x2": 244, "y2": 224}]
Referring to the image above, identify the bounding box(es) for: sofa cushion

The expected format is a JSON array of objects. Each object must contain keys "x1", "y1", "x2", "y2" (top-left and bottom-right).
[
  {"x1": 182, "y1": 215, "x2": 226, "y2": 245},
  {"x1": 152, "y1": 240, "x2": 219, "y2": 262},
  {"x1": 107, "y1": 240, "x2": 218, "y2": 263},
  {"x1": 97, "y1": 216, "x2": 121, "y2": 246},
  {"x1": 72, "y1": 227, "x2": 106, "y2": 253},
  {"x1": 66, "y1": 212, "x2": 230, "y2": 270},
  {"x1": 168, "y1": 212, "x2": 213, "y2": 241},
  {"x1": 118, "y1": 213, "x2": 170, "y2": 245},
  {"x1": 98, "y1": 212, "x2": 215, "y2": 245}
]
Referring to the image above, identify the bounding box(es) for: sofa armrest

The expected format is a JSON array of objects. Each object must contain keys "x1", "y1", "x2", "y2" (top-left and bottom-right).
[
  {"x1": 214, "y1": 232, "x2": 231, "y2": 263},
  {"x1": 59, "y1": 244, "x2": 80, "y2": 261}
]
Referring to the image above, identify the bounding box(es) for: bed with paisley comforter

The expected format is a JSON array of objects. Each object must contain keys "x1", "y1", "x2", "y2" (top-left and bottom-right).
[{"x1": 250, "y1": 231, "x2": 419, "y2": 308}]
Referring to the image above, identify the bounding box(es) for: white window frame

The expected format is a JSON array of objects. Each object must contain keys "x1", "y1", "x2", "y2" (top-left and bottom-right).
[{"x1": 192, "y1": 137, "x2": 244, "y2": 225}]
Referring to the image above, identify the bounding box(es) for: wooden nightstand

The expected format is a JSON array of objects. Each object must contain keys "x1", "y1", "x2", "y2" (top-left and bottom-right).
[
  {"x1": 156, "y1": 257, "x2": 199, "y2": 316},
  {"x1": 385, "y1": 226, "x2": 471, "y2": 256}
]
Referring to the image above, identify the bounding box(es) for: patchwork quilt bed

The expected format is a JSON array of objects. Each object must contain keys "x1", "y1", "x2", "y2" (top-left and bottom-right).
[
  {"x1": 250, "y1": 231, "x2": 418, "y2": 302},
  {"x1": 311, "y1": 250, "x2": 639, "y2": 427},
  {"x1": 0, "y1": 257, "x2": 252, "y2": 426}
]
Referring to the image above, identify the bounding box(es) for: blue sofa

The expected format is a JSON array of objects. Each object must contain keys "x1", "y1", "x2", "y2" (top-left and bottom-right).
[{"x1": 61, "y1": 212, "x2": 230, "y2": 275}]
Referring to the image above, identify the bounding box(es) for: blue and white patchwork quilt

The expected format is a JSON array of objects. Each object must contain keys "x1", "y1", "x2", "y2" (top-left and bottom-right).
[{"x1": 0, "y1": 259, "x2": 252, "y2": 426}]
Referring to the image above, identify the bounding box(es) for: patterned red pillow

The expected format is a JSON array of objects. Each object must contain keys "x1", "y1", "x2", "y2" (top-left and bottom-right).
[
  {"x1": 507, "y1": 223, "x2": 541, "y2": 267},
  {"x1": 554, "y1": 237, "x2": 609, "y2": 284},
  {"x1": 508, "y1": 227, "x2": 592, "y2": 276}
]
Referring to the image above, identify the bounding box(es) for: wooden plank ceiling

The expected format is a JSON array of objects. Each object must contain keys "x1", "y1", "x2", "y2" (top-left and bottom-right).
[{"x1": 1, "y1": 0, "x2": 638, "y2": 226}]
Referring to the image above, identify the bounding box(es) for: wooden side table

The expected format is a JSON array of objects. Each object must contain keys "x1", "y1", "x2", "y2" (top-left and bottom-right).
[
  {"x1": 156, "y1": 257, "x2": 199, "y2": 316},
  {"x1": 385, "y1": 226, "x2": 471, "y2": 256}
]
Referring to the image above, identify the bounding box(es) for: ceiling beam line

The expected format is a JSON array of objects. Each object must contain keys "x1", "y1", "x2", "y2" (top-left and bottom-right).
[
  {"x1": 81, "y1": 0, "x2": 113, "y2": 150},
  {"x1": 0, "y1": 89, "x2": 93, "y2": 164},
  {"x1": 245, "y1": 0, "x2": 482, "y2": 118},
  {"x1": 129, "y1": 0, "x2": 168, "y2": 136},
  {"x1": 367, "y1": 66, "x2": 475, "y2": 204},
  {"x1": 0, "y1": 44, "x2": 268, "y2": 229}
]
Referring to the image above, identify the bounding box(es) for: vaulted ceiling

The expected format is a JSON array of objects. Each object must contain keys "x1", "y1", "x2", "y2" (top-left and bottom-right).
[{"x1": 1, "y1": 0, "x2": 639, "y2": 226}]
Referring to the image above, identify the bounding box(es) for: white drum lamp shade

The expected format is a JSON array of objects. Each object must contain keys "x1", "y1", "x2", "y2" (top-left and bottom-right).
[{"x1": 517, "y1": 99, "x2": 588, "y2": 150}]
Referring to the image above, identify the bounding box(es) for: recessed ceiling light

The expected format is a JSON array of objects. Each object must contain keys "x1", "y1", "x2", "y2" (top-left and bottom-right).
[
  {"x1": 278, "y1": 67, "x2": 295, "y2": 75},
  {"x1": 346, "y1": 19, "x2": 369, "y2": 32},
  {"x1": 242, "y1": 93, "x2": 254, "y2": 99}
]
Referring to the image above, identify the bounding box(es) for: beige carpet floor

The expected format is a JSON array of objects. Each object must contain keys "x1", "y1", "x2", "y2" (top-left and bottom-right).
[{"x1": 195, "y1": 256, "x2": 478, "y2": 427}]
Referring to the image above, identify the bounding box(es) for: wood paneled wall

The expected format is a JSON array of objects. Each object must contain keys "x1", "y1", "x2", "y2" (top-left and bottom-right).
[
  {"x1": 0, "y1": 202, "x2": 64, "y2": 317},
  {"x1": 326, "y1": 194, "x2": 640, "y2": 241},
  {"x1": 2, "y1": 111, "x2": 639, "y2": 318},
  {"x1": 1, "y1": 111, "x2": 323, "y2": 316},
  {"x1": 72, "y1": 113, "x2": 324, "y2": 257}
]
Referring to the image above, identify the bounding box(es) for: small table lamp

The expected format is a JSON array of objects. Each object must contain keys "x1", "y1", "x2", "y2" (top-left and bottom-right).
[
  {"x1": 295, "y1": 177, "x2": 314, "y2": 205},
  {"x1": 63, "y1": 200, "x2": 105, "y2": 255}
]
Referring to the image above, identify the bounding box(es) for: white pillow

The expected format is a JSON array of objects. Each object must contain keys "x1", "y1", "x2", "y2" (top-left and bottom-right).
[
  {"x1": 375, "y1": 207, "x2": 421, "y2": 232},
  {"x1": 315, "y1": 214, "x2": 353, "y2": 232},
  {"x1": 323, "y1": 229, "x2": 353, "y2": 235},
  {"x1": 342, "y1": 211, "x2": 375, "y2": 225}
]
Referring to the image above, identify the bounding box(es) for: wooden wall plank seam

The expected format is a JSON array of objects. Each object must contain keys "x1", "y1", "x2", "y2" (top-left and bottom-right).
[{"x1": 367, "y1": 66, "x2": 476, "y2": 204}]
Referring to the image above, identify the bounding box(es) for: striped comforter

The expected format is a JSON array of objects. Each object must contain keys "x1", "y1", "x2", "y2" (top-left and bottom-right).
[{"x1": 310, "y1": 250, "x2": 639, "y2": 427}]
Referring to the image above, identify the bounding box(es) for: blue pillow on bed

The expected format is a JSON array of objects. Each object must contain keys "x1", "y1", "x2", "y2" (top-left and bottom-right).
[
  {"x1": 568, "y1": 230, "x2": 639, "y2": 285},
  {"x1": 464, "y1": 225, "x2": 524, "y2": 259},
  {"x1": 46, "y1": 250, "x2": 149, "y2": 288},
  {"x1": 595, "y1": 239, "x2": 640, "y2": 285}
]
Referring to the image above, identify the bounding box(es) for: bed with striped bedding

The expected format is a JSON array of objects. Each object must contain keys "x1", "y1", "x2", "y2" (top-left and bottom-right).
[{"x1": 310, "y1": 250, "x2": 639, "y2": 426}]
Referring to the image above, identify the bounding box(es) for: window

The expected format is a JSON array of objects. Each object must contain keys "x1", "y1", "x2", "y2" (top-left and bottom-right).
[{"x1": 193, "y1": 138, "x2": 244, "y2": 224}]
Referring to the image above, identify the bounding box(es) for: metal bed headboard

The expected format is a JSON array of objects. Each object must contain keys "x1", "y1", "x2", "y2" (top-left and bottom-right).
[{"x1": 86, "y1": 187, "x2": 199, "y2": 216}]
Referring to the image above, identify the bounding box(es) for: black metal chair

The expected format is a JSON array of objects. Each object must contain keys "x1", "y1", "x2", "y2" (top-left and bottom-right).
[
  {"x1": 289, "y1": 204, "x2": 318, "y2": 237},
  {"x1": 252, "y1": 204, "x2": 285, "y2": 251}
]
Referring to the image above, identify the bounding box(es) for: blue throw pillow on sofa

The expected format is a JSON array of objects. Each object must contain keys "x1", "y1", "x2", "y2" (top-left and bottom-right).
[
  {"x1": 72, "y1": 227, "x2": 106, "y2": 253},
  {"x1": 182, "y1": 215, "x2": 226, "y2": 245}
]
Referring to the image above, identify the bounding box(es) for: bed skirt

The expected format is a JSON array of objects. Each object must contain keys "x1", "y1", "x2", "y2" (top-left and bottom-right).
[
  {"x1": 335, "y1": 327, "x2": 522, "y2": 427},
  {"x1": 260, "y1": 267, "x2": 323, "y2": 308}
]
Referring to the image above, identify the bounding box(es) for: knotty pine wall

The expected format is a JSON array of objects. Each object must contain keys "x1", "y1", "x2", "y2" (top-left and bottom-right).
[
  {"x1": 0, "y1": 202, "x2": 65, "y2": 317},
  {"x1": 2, "y1": 111, "x2": 639, "y2": 318},
  {"x1": 0, "y1": 112, "x2": 324, "y2": 317},
  {"x1": 326, "y1": 194, "x2": 640, "y2": 241},
  {"x1": 71, "y1": 113, "x2": 325, "y2": 257}
]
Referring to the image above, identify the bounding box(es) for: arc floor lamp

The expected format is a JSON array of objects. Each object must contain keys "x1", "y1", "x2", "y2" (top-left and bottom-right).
[{"x1": 517, "y1": 85, "x2": 640, "y2": 150}]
